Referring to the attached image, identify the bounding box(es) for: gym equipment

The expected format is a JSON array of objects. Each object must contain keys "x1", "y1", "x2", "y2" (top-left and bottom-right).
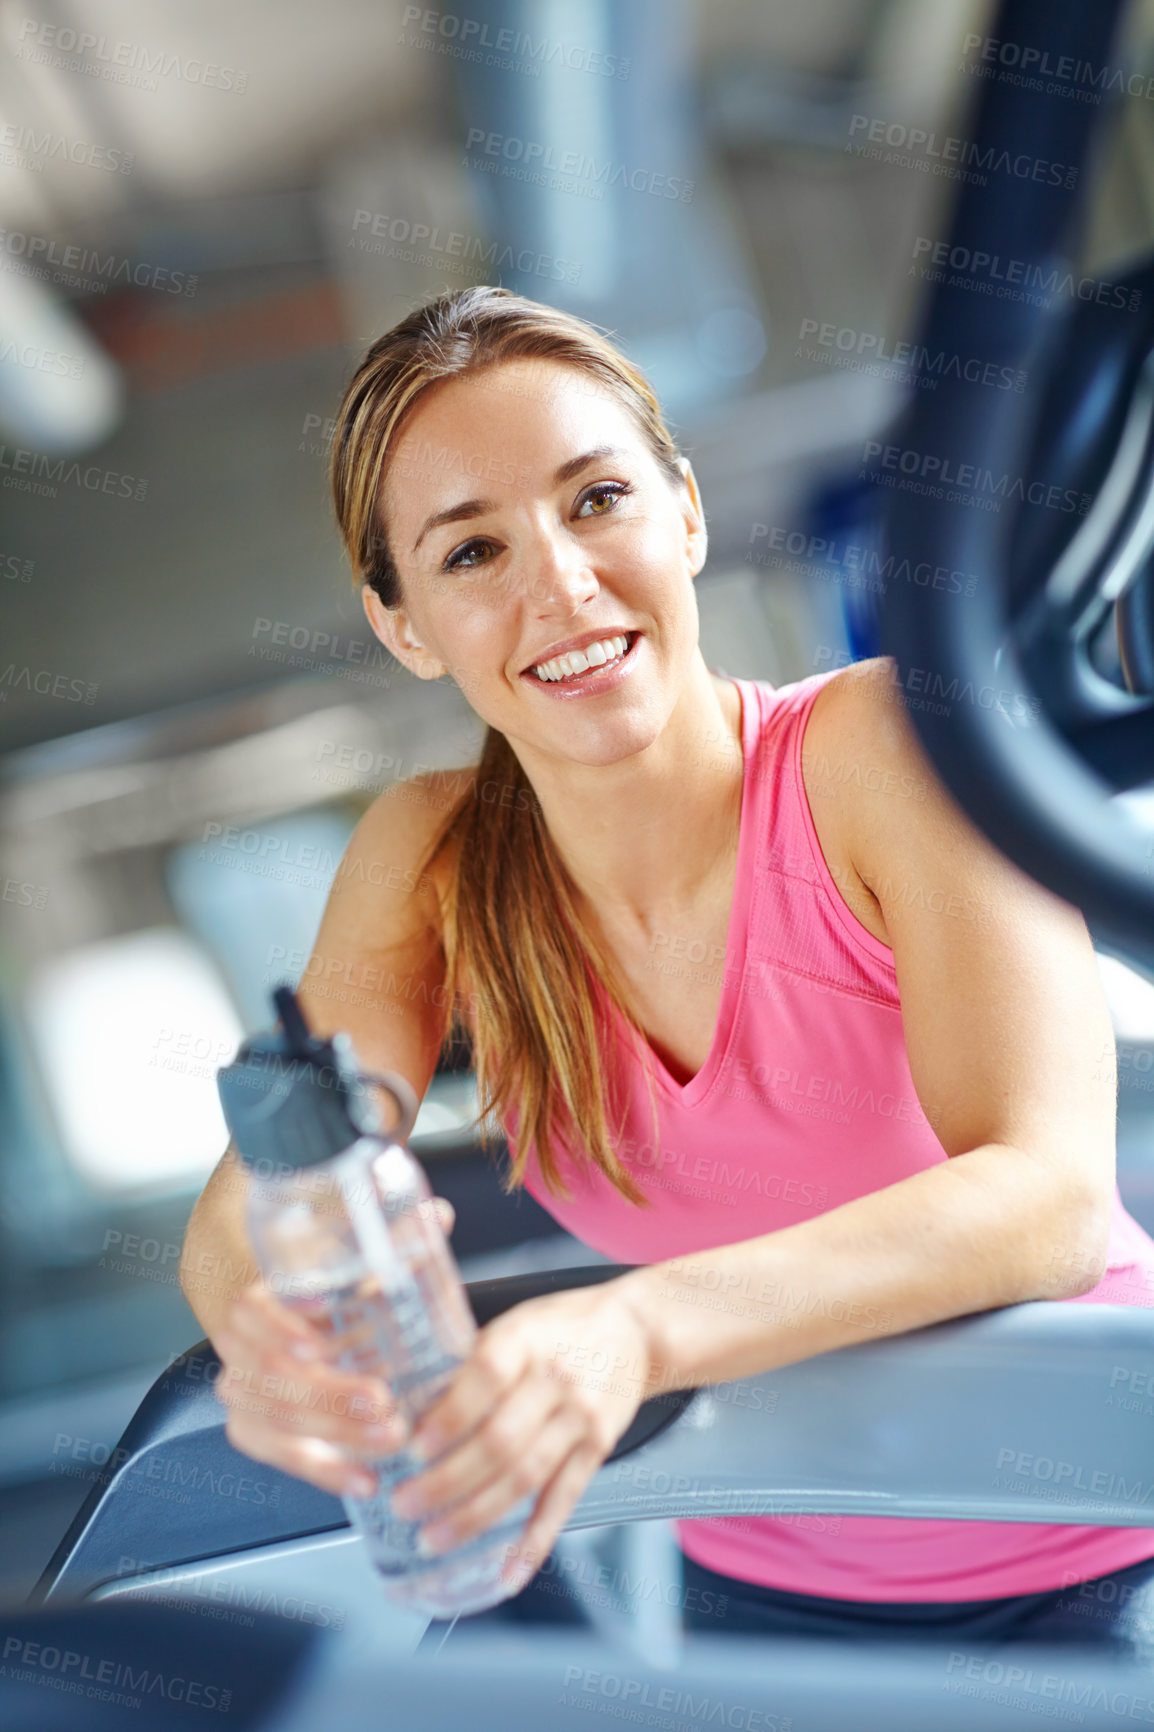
[
  {"x1": 881, "y1": 0, "x2": 1154, "y2": 973},
  {"x1": 26, "y1": 1266, "x2": 1154, "y2": 1730},
  {"x1": 14, "y1": 2, "x2": 1154, "y2": 1727}
]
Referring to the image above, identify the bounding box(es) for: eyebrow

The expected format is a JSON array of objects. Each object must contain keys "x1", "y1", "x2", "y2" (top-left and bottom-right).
[{"x1": 411, "y1": 445, "x2": 626, "y2": 554}]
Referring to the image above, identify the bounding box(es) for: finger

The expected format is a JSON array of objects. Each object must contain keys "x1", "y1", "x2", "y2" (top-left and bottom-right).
[
  {"x1": 431, "y1": 1196, "x2": 455, "y2": 1235},
  {"x1": 222, "y1": 1285, "x2": 342, "y2": 1365},
  {"x1": 222, "y1": 1411, "x2": 382, "y2": 1500},
  {"x1": 220, "y1": 1306, "x2": 370, "y2": 1399},
  {"x1": 217, "y1": 1295, "x2": 400, "y2": 1420},
  {"x1": 409, "y1": 1322, "x2": 530, "y2": 1459},
  {"x1": 411, "y1": 1408, "x2": 589, "y2": 1560},
  {"x1": 392, "y1": 1372, "x2": 561, "y2": 1519},
  {"x1": 213, "y1": 1333, "x2": 406, "y2": 1451},
  {"x1": 227, "y1": 1283, "x2": 331, "y2": 1353},
  {"x1": 498, "y1": 1442, "x2": 605, "y2": 1590}
]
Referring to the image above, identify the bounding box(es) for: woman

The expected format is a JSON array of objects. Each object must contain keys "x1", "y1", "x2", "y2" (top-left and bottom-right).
[{"x1": 181, "y1": 284, "x2": 1154, "y2": 1651}]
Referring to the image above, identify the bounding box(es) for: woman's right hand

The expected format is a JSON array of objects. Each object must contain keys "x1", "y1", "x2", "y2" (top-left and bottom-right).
[{"x1": 211, "y1": 1197, "x2": 455, "y2": 1499}]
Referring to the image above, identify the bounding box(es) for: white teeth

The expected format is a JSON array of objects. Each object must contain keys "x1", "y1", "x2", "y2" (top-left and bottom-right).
[{"x1": 532, "y1": 634, "x2": 630, "y2": 682}]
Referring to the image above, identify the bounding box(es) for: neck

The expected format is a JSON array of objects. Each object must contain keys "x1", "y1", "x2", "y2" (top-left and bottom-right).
[{"x1": 511, "y1": 654, "x2": 745, "y2": 934}]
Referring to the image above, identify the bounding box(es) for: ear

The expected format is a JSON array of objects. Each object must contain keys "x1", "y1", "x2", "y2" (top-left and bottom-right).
[
  {"x1": 361, "y1": 584, "x2": 446, "y2": 680},
  {"x1": 678, "y1": 457, "x2": 708, "y2": 578}
]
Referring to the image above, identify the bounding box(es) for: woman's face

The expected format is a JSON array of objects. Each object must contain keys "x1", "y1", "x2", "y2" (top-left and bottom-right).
[{"x1": 363, "y1": 357, "x2": 708, "y2": 768}]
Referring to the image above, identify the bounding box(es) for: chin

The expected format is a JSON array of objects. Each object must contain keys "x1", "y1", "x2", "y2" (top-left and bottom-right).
[{"x1": 550, "y1": 710, "x2": 664, "y2": 768}]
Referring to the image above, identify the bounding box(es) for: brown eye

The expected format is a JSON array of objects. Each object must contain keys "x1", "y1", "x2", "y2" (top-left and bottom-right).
[
  {"x1": 443, "y1": 537, "x2": 497, "y2": 572},
  {"x1": 576, "y1": 481, "x2": 632, "y2": 517}
]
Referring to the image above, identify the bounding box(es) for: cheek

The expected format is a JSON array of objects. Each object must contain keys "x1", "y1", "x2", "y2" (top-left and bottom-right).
[
  {"x1": 613, "y1": 518, "x2": 694, "y2": 607},
  {"x1": 431, "y1": 588, "x2": 521, "y2": 665},
  {"x1": 617, "y1": 507, "x2": 686, "y2": 570}
]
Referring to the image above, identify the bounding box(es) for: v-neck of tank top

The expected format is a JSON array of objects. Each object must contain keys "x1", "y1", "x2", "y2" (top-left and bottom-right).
[{"x1": 603, "y1": 674, "x2": 763, "y2": 1108}]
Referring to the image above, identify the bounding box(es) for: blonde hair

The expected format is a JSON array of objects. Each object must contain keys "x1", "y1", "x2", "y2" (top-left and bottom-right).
[{"x1": 329, "y1": 285, "x2": 686, "y2": 1205}]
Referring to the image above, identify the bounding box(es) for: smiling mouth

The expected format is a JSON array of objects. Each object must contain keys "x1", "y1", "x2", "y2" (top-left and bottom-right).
[{"x1": 522, "y1": 631, "x2": 640, "y2": 684}]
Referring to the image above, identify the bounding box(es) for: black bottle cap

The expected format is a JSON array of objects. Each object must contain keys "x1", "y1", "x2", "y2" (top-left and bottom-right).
[{"x1": 216, "y1": 984, "x2": 365, "y2": 1170}]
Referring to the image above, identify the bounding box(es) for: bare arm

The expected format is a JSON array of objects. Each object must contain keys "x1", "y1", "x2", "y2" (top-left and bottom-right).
[
  {"x1": 318, "y1": 664, "x2": 1118, "y2": 1582},
  {"x1": 616, "y1": 658, "x2": 1118, "y2": 1395},
  {"x1": 179, "y1": 771, "x2": 465, "y2": 1344},
  {"x1": 179, "y1": 1140, "x2": 261, "y2": 1341}
]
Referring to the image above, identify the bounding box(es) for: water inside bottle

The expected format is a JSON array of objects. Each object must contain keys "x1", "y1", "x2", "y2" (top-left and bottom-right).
[{"x1": 305, "y1": 1266, "x2": 533, "y2": 1616}]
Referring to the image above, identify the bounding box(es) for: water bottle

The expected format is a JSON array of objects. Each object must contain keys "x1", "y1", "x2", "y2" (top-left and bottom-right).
[{"x1": 216, "y1": 983, "x2": 534, "y2": 1618}]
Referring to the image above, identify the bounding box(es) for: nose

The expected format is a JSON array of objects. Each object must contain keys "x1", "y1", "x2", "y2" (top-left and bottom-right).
[{"x1": 525, "y1": 523, "x2": 599, "y2": 614}]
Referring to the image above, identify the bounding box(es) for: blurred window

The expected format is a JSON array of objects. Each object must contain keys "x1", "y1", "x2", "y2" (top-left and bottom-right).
[
  {"x1": 24, "y1": 927, "x2": 243, "y2": 1191},
  {"x1": 165, "y1": 807, "x2": 357, "y2": 1030}
]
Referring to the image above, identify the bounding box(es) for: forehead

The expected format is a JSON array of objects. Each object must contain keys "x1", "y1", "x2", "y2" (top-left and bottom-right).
[{"x1": 383, "y1": 358, "x2": 644, "y2": 508}]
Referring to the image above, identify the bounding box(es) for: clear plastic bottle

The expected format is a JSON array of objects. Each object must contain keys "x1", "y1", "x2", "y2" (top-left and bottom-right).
[{"x1": 216, "y1": 985, "x2": 534, "y2": 1619}]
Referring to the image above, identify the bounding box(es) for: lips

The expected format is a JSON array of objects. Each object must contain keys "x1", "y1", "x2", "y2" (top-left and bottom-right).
[
  {"x1": 521, "y1": 629, "x2": 642, "y2": 695},
  {"x1": 522, "y1": 631, "x2": 638, "y2": 683},
  {"x1": 520, "y1": 628, "x2": 636, "y2": 678}
]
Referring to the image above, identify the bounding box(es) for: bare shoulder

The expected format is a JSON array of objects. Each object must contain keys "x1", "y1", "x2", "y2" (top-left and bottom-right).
[
  {"x1": 290, "y1": 766, "x2": 480, "y2": 1099},
  {"x1": 324, "y1": 765, "x2": 478, "y2": 950},
  {"x1": 801, "y1": 657, "x2": 938, "y2": 837},
  {"x1": 804, "y1": 657, "x2": 926, "y2": 775},
  {"x1": 801, "y1": 656, "x2": 1050, "y2": 927},
  {"x1": 799, "y1": 658, "x2": 952, "y2": 943}
]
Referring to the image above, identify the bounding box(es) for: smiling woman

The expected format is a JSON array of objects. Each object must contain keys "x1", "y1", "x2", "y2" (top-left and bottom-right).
[
  {"x1": 328, "y1": 287, "x2": 716, "y2": 1205},
  {"x1": 182, "y1": 284, "x2": 1154, "y2": 1649}
]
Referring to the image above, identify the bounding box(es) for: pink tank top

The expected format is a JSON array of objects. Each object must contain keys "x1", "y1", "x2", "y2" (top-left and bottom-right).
[{"x1": 507, "y1": 670, "x2": 1154, "y2": 1601}]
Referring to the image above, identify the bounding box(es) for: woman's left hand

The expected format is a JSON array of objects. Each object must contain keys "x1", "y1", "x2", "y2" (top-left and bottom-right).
[{"x1": 381, "y1": 1277, "x2": 655, "y2": 1591}]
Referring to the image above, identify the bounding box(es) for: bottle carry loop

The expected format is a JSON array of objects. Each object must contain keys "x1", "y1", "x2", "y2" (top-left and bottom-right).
[{"x1": 217, "y1": 984, "x2": 421, "y2": 1166}]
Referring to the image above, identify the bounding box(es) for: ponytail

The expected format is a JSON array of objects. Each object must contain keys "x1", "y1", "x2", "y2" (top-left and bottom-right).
[
  {"x1": 414, "y1": 726, "x2": 660, "y2": 1205},
  {"x1": 329, "y1": 284, "x2": 676, "y2": 1203}
]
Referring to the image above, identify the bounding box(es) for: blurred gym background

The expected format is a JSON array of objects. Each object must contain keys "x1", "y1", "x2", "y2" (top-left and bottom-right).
[{"x1": 4, "y1": 0, "x2": 1154, "y2": 1605}]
